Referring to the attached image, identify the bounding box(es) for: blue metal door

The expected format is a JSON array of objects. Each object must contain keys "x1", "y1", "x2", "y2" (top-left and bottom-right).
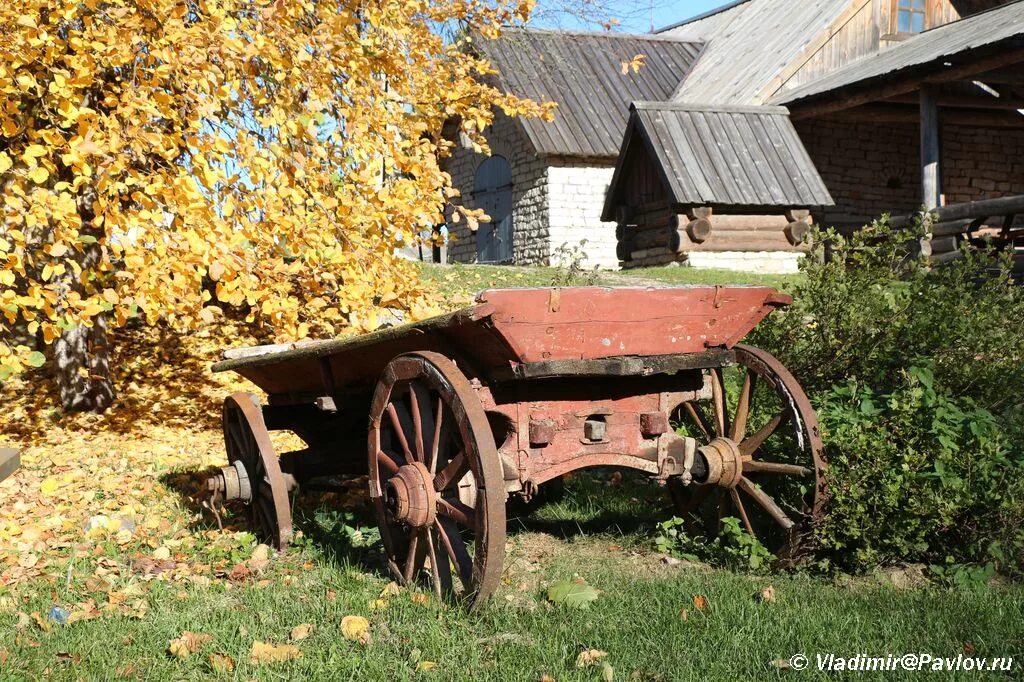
[{"x1": 474, "y1": 156, "x2": 513, "y2": 263}]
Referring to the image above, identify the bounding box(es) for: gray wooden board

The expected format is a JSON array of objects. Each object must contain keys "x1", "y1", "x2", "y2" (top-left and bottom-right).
[
  {"x1": 477, "y1": 29, "x2": 703, "y2": 158},
  {"x1": 775, "y1": 2, "x2": 1024, "y2": 106},
  {"x1": 664, "y1": 0, "x2": 852, "y2": 104}
]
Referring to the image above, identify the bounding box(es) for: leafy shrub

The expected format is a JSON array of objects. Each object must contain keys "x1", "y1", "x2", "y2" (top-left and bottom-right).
[
  {"x1": 656, "y1": 515, "x2": 773, "y2": 572},
  {"x1": 750, "y1": 221, "x2": 1024, "y2": 576}
]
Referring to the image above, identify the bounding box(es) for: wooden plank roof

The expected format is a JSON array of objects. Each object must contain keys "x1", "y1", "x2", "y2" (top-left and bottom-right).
[
  {"x1": 476, "y1": 29, "x2": 704, "y2": 159},
  {"x1": 602, "y1": 103, "x2": 834, "y2": 220},
  {"x1": 660, "y1": 0, "x2": 852, "y2": 105},
  {"x1": 774, "y1": 0, "x2": 1024, "y2": 106}
]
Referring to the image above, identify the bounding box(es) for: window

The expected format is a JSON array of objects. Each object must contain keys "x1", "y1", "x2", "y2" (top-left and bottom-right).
[{"x1": 895, "y1": 0, "x2": 927, "y2": 34}]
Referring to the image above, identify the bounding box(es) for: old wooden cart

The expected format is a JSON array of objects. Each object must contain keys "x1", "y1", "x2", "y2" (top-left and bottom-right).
[{"x1": 208, "y1": 286, "x2": 826, "y2": 608}]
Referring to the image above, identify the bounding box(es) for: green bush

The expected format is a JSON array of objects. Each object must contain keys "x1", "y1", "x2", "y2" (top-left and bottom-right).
[{"x1": 750, "y1": 221, "x2": 1024, "y2": 576}]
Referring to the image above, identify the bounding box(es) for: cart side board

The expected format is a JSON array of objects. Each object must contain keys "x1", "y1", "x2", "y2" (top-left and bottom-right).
[{"x1": 213, "y1": 286, "x2": 790, "y2": 399}]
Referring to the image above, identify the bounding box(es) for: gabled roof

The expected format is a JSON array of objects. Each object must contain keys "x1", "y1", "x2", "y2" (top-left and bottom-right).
[
  {"x1": 602, "y1": 103, "x2": 833, "y2": 221},
  {"x1": 476, "y1": 29, "x2": 704, "y2": 159},
  {"x1": 774, "y1": 0, "x2": 1024, "y2": 106},
  {"x1": 660, "y1": 0, "x2": 852, "y2": 105}
]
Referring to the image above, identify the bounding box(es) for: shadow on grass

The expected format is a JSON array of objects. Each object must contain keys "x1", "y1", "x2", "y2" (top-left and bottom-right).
[
  {"x1": 159, "y1": 465, "x2": 387, "y2": 574},
  {"x1": 506, "y1": 468, "x2": 671, "y2": 541}
]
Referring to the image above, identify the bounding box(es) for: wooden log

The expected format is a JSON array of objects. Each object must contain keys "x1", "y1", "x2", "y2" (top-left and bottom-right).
[
  {"x1": 932, "y1": 194, "x2": 1024, "y2": 223},
  {"x1": 709, "y1": 214, "x2": 791, "y2": 231},
  {"x1": 0, "y1": 447, "x2": 19, "y2": 484},
  {"x1": 631, "y1": 227, "x2": 671, "y2": 250},
  {"x1": 674, "y1": 230, "x2": 809, "y2": 253},
  {"x1": 930, "y1": 250, "x2": 964, "y2": 265},
  {"x1": 910, "y1": 237, "x2": 932, "y2": 259},
  {"x1": 785, "y1": 209, "x2": 811, "y2": 223},
  {"x1": 616, "y1": 240, "x2": 634, "y2": 261},
  {"x1": 929, "y1": 235, "x2": 959, "y2": 254},
  {"x1": 634, "y1": 206, "x2": 674, "y2": 225},
  {"x1": 686, "y1": 218, "x2": 713, "y2": 243},
  {"x1": 616, "y1": 206, "x2": 635, "y2": 226},
  {"x1": 932, "y1": 218, "x2": 977, "y2": 236},
  {"x1": 784, "y1": 220, "x2": 810, "y2": 246},
  {"x1": 615, "y1": 223, "x2": 635, "y2": 241}
]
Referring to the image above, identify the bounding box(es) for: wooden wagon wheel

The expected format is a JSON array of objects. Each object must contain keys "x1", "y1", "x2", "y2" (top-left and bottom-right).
[
  {"x1": 368, "y1": 351, "x2": 506, "y2": 610},
  {"x1": 221, "y1": 392, "x2": 293, "y2": 549},
  {"x1": 669, "y1": 344, "x2": 826, "y2": 560}
]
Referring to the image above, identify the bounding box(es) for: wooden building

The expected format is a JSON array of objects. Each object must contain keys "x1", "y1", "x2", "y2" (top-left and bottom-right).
[{"x1": 444, "y1": 0, "x2": 1024, "y2": 272}]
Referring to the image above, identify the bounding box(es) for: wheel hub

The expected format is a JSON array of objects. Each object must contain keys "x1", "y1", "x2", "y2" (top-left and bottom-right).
[
  {"x1": 384, "y1": 462, "x2": 437, "y2": 528},
  {"x1": 206, "y1": 459, "x2": 252, "y2": 503},
  {"x1": 698, "y1": 437, "x2": 745, "y2": 489}
]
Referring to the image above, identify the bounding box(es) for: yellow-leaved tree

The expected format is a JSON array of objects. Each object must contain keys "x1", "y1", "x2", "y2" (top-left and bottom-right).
[{"x1": 0, "y1": 0, "x2": 551, "y2": 411}]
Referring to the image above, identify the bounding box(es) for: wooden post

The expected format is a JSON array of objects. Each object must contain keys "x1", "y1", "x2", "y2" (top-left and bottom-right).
[{"x1": 920, "y1": 86, "x2": 941, "y2": 211}]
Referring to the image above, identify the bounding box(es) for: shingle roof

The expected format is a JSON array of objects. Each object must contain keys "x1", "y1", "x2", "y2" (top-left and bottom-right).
[
  {"x1": 774, "y1": 0, "x2": 1024, "y2": 105},
  {"x1": 476, "y1": 29, "x2": 704, "y2": 159},
  {"x1": 660, "y1": 0, "x2": 852, "y2": 105},
  {"x1": 602, "y1": 103, "x2": 834, "y2": 219}
]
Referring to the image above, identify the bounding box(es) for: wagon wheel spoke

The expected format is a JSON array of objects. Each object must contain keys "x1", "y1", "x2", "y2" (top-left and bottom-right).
[
  {"x1": 743, "y1": 461, "x2": 811, "y2": 477},
  {"x1": 680, "y1": 401, "x2": 715, "y2": 440},
  {"x1": 429, "y1": 396, "x2": 444, "y2": 474},
  {"x1": 375, "y1": 450, "x2": 401, "y2": 475},
  {"x1": 710, "y1": 367, "x2": 729, "y2": 438},
  {"x1": 437, "y1": 497, "x2": 477, "y2": 531},
  {"x1": 386, "y1": 403, "x2": 415, "y2": 461},
  {"x1": 434, "y1": 451, "x2": 467, "y2": 492},
  {"x1": 739, "y1": 411, "x2": 788, "y2": 459},
  {"x1": 729, "y1": 488, "x2": 756, "y2": 536},
  {"x1": 425, "y1": 527, "x2": 449, "y2": 601},
  {"x1": 730, "y1": 371, "x2": 756, "y2": 441},
  {"x1": 432, "y1": 528, "x2": 454, "y2": 595},
  {"x1": 403, "y1": 528, "x2": 427, "y2": 584},
  {"x1": 436, "y1": 517, "x2": 473, "y2": 587},
  {"x1": 738, "y1": 477, "x2": 795, "y2": 530},
  {"x1": 408, "y1": 384, "x2": 425, "y2": 463},
  {"x1": 373, "y1": 497, "x2": 400, "y2": 569}
]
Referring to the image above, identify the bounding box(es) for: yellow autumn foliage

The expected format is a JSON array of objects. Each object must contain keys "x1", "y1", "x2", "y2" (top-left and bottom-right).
[{"x1": 0, "y1": 0, "x2": 553, "y2": 380}]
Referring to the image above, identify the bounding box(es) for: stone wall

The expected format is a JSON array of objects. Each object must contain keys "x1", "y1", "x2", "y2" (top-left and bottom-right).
[
  {"x1": 796, "y1": 118, "x2": 1024, "y2": 229},
  {"x1": 442, "y1": 112, "x2": 549, "y2": 265},
  {"x1": 546, "y1": 162, "x2": 620, "y2": 270}
]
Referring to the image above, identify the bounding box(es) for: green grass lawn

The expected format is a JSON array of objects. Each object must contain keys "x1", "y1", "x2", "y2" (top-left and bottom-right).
[{"x1": 2, "y1": 471, "x2": 1022, "y2": 681}]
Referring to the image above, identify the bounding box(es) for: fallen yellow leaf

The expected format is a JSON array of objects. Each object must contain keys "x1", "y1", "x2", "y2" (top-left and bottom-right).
[
  {"x1": 576, "y1": 649, "x2": 608, "y2": 667},
  {"x1": 168, "y1": 631, "x2": 212, "y2": 659},
  {"x1": 290, "y1": 623, "x2": 314, "y2": 641},
  {"x1": 340, "y1": 615, "x2": 371, "y2": 645},
  {"x1": 250, "y1": 640, "x2": 302, "y2": 664},
  {"x1": 209, "y1": 652, "x2": 235, "y2": 672}
]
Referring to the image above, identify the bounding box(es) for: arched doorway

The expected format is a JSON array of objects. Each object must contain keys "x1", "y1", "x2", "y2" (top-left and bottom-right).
[{"x1": 473, "y1": 156, "x2": 513, "y2": 263}]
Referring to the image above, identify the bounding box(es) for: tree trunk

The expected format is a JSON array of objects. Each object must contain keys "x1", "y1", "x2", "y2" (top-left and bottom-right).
[{"x1": 54, "y1": 314, "x2": 115, "y2": 413}]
